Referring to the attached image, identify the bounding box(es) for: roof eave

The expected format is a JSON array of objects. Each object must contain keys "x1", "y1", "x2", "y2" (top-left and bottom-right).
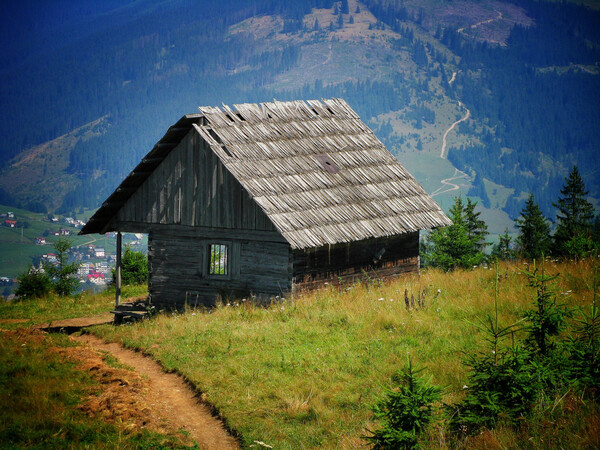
[{"x1": 79, "y1": 114, "x2": 203, "y2": 235}]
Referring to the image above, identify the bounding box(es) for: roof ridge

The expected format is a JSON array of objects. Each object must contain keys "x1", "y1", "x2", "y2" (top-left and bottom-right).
[{"x1": 81, "y1": 98, "x2": 451, "y2": 247}]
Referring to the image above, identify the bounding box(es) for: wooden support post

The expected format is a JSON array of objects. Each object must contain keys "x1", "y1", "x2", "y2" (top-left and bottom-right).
[{"x1": 116, "y1": 232, "x2": 122, "y2": 308}]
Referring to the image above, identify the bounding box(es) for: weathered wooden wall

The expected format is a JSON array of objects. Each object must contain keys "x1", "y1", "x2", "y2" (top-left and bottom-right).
[
  {"x1": 107, "y1": 127, "x2": 422, "y2": 306},
  {"x1": 147, "y1": 225, "x2": 291, "y2": 309},
  {"x1": 292, "y1": 232, "x2": 419, "y2": 290},
  {"x1": 115, "y1": 129, "x2": 276, "y2": 232},
  {"x1": 111, "y1": 129, "x2": 292, "y2": 308}
]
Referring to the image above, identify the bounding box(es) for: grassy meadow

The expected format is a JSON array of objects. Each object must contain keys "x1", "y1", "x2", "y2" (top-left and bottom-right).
[
  {"x1": 0, "y1": 285, "x2": 146, "y2": 328},
  {"x1": 0, "y1": 204, "x2": 105, "y2": 279},
  {"x1": 1, "y1": 259, "x2": 598, "y2": 448},
  {"x1": 85, "y1": 259, "x2": 599, "y2": 448},
  {"x1": 0, "y1": 328, "x2": 193, "y2": 448}
]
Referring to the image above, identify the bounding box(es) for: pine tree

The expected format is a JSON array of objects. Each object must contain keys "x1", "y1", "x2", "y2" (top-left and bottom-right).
[
  {"x1": 465, "y1": 198, "x2": 489, "y2": 253},
  {"x1": 423, "y1": 197, "x2": 486, "y2": 270},
  {"x1": 341, "y1": 0, "x2": 350, "y2": 15},
  {"x1": 45, "y1": 237, "x2": 80, "y2": 297},
  {"x1": 364, "y1": 358, "x2": 440, "y2": 448},
  {"x1": 553, "y1": 166, "x2": 595, "y2": 256},
  {"x1": 522, "y1": 260, "x2": 566, "y2": 357},
  {"x1": 593, "y1": 214, "x2": 600, "y2": 245},
  {"x1": 515, "y1": 194, "x2": 552, "y2": 260},
  {"x1": 491, "y1": 228, "x2": 515, "y2": 261}
]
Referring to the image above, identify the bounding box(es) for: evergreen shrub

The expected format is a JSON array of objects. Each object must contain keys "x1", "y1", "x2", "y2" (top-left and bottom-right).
[
  {"x1": 15, "y1": 268, "x2": 52, "y2": 299},
  {"x1": 365, "y1": 358, "x2": 440, "y2": 449}
]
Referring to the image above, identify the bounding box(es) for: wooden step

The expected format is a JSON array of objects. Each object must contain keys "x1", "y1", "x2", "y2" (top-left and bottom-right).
[
  {"x1": 114, "y1": 304, "x2": 149, "y2": 312},
  {"x1": 111, "y1": 310, "x2": 148, "y2": 318}
]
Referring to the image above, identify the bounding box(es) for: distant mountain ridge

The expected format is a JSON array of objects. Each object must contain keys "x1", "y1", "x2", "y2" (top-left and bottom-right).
[
  {"x1": 0, "y1": 0, "x2": 598, "y2": 230},
  {"x1": 0, "y1": 116, "x2": 110, "y2": 212}
]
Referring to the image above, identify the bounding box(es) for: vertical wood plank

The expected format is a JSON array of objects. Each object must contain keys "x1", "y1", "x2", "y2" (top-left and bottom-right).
[{"x1": 115, "y1": 232, "x2": 122, "y2": 308}]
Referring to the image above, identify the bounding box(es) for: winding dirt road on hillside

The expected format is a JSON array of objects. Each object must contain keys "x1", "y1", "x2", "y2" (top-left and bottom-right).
[
  {"x1": 431, "y1": 168, "x2": 470, "y2": 198},
  {"x1": 458, "y1": 10, "x2": 503, "y2": 36},
  {"x1": 440, "y1": 101, "x2": 471, "y2": 160},
  {"x1": 427, "y1": 92, "x2": 472, "y2": 198},
  {"x1": 457, "y1": 10, "x2": 507, "y2": 46},
  {"x1": 433, "y1": 99, "x2": 471, "y2": 197},
  {"x1": 70, "y1": 332, "x2": 239, "y2": 449},
  {"x1": 448, "y1": 71, "x2": 458, "y2": 85},
  {"x1": 305, "y1": 39, "x2": 334, "y2": 74}
]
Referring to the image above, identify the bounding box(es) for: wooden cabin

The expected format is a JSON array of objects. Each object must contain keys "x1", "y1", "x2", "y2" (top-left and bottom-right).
[{"x1": 80, "y1": 99, "x2": 451, "y2": 309}]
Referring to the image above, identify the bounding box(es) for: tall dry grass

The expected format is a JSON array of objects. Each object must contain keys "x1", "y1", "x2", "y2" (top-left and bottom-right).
[{"x1": 93, "y1": 258, "x2": 599, "y2": 448}]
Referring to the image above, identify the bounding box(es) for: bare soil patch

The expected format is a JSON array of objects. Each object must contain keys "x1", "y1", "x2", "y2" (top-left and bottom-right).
[
  {"x1": 67, "y1": 333, "x2": 239, "y2": 449},
  {"x1": 0, "y1": 318, "x2": 29, "y2": 324}
]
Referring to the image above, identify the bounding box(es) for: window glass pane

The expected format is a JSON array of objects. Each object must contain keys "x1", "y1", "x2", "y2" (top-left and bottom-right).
[{"x1": 209, "y1": 244, "x2": 228, "y2": 275}]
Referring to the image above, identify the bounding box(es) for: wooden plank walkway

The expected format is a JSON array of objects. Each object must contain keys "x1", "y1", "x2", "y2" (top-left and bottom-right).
[
  {"x1": 112, "y1": 299, "x2": 152, "y2": 323},
  {"x1": 34, "y1": 312, "x2": 113, "y2": 333}
]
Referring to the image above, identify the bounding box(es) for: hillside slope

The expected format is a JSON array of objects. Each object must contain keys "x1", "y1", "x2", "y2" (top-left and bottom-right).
[
  {"x1": 89, "y1": 259, "x2": 599, "y2": 448},
  {"x1": 0, "y1": 117, "x2": 110, "y2": 212},
  {"x1": 0, "y1": 0, "x2": 598, "y2": 227}
]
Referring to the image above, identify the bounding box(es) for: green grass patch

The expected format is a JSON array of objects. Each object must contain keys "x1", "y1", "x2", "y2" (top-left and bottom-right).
[
  {"x1": 0, "y1": 285, "x2": 147, "y2": 328},
  {"x1": 90, "y1": 260, "x2": 599, "y2": 448},
  {"x1": 0, "y1": 329, "x2": 185, "y2": 448},
  {"x1": 2, "y1": 261, "x2": 596, "y2": 447},
  {"x1": 0, "y1": 204, "x2": 110, "y2": 278}
]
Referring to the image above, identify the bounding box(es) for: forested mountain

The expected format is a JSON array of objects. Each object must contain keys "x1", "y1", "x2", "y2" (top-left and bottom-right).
[
  {"x1": 0, "y1": 0, "x2": 598, "y2": 229},
  {"x1": 443, "y1": 0, "x2": 600, "y2": 216}
]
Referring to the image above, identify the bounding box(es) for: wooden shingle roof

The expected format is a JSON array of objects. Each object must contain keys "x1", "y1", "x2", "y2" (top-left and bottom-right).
[{"x1": 81, "y1": 98, "x2": 451, "y2": 248}]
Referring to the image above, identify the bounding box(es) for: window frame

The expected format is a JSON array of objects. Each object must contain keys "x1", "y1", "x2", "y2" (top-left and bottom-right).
[{"x1": 206, "y1": 242, "x2": 231, "y2": 279}]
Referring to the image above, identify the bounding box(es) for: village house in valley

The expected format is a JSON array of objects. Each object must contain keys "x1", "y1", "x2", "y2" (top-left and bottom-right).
[{"x1": 80, "y1": 99, "x2": 451, "y2": 309}]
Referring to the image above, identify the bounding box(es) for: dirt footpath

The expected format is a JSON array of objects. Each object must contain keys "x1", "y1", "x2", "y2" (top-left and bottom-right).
[
  {"x1": 36, "y1": 313, "x2": 114, "y2": 330},
  {"x1": 72, "y1": 333, "x2": 239, "y2": 449}
]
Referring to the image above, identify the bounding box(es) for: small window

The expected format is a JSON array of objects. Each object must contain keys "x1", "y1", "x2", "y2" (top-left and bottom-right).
[{"x1": 208, "y1": 244, "x2": 228, "y2": 276}]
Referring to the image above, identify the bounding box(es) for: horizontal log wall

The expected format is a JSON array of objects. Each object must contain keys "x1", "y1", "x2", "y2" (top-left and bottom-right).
[
  {"x1": 292, "y1": 232, "x2": 419, "y2": 290},
  {"x1": 148, "y1": 225, "x2": 291, "y2": 309},
  {"x1": 116, "y1": 130, "x2": 276, "y2": 231}
]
